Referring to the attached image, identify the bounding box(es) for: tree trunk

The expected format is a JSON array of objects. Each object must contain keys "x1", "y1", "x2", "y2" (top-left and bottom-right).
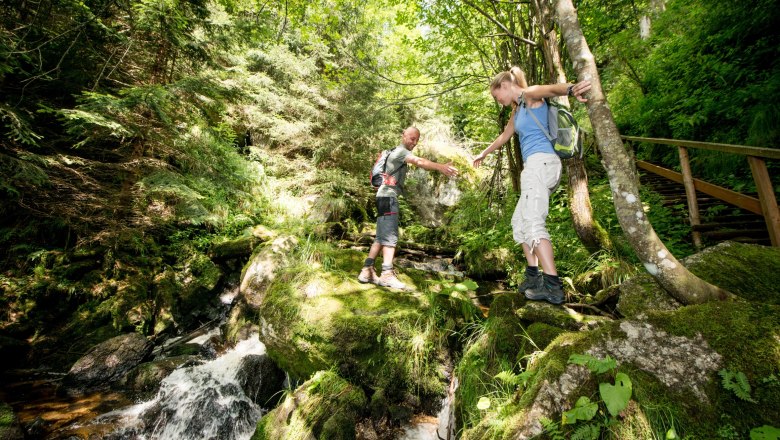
[
  {"x1": 531, "y1": 0, "x2": 613, "y2": 253},
  {"x1": 554, "y1": 0, "x2": 733, "y2": 304}
]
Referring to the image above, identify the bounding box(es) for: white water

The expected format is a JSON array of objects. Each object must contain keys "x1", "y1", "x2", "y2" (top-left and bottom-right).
[
  {"x1": 398, "y1": 377, "x2": 458, "y2": 440},
  {"x1": 99, "y1": 335, "x2": 267, "y2": 440}
]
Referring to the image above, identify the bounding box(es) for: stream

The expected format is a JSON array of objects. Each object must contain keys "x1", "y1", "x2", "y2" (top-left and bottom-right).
[{"x1": 2, "y1": 270, "x2": 469, "y2": 440}]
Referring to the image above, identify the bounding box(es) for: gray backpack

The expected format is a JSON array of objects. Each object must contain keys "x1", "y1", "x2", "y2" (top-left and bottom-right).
[{"x1": 520, "y1": 96, "x2": 582, "y2": 159}]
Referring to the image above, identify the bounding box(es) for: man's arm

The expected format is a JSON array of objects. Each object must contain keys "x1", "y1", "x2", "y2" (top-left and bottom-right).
[{"x1": 405, "y1": 155, "x2": 459, "y2": 177}]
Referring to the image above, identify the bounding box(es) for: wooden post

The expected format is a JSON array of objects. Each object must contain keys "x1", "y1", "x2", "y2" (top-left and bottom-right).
[
  {"x1": 747, "y1": 156, "x2": 780, "y2": 247},
  {"x1": 678, "y1": 147, "x2": 702, "y2": 248}
]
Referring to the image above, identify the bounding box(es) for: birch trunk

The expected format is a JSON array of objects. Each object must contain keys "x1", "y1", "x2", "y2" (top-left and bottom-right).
[
  {"x1": 555, "y1": 0, "x2": 733, "y2": 304},
  {"x1": 531, "y1": 0, "x2": 613, "y2": 253}
]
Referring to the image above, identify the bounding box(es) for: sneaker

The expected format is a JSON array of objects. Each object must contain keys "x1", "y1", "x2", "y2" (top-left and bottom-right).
[
  {"x1": 518, "y1": 273, "x2": 543, "y2": 294},
  {"x1": 377, "y1": 270, "x2": 408, "y2": 290},
  {"x1": 358, "y1": 266, "x2": 377, "y2": 284},
  {"x1": 524, "y1": 283, "x2": 565, "y2": 305}
]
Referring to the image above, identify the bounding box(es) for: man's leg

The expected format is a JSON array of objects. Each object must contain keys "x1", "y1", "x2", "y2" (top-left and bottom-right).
[
  {"x1": 376, "y1": 198, "x2": 407, "y2": 290},
  {"x1": 358, "y1": 238, "x2": 383, "y2": 284}
]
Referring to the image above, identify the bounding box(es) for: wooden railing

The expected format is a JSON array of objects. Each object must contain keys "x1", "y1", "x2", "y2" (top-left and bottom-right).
[{"x1": 621, "y1": 136, "x2": 780, "y2": 248}]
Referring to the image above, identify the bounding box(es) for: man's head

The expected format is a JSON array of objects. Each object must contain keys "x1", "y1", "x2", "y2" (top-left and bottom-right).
[{"x1": 401, "y1": 127, "x2": 420, "y2": 150}]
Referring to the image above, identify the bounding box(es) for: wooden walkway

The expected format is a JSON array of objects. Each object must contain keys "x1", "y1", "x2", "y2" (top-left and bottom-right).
[{"x1": 639, "y1": 169, "x2": 771, "y2": 246}]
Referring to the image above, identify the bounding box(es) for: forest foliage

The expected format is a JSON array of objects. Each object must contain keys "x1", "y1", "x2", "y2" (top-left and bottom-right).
[{"x1": 0, "y1": 0, "x2": 777, "y2": 355}]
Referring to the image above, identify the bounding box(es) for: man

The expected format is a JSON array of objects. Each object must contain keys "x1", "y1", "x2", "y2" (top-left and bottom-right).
[{"x1": 358, "y1": 126, "x2": 459, "y2": 289}]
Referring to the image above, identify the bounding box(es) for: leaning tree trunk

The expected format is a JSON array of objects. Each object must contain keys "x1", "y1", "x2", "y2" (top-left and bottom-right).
[
  {"x1": 531, "y1": 0, "x2": 613, "y2": 253},
  {"x1": 555, "y1": 0, "x2": 732, "y2": 304}
]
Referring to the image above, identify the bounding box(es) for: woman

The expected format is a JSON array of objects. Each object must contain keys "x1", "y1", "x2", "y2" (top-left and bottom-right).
[{"x1": 473, "y1": 67, "x2": 590, "y2": 305}]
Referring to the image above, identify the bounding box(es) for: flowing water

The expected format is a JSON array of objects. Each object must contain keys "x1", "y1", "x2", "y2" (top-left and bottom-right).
[{"x1": 95, "y1": 335, "x2": 267, "y2": 440}]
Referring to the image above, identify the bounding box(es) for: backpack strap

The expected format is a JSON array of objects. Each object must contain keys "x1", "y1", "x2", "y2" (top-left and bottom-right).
[
  {"x1": 383, "y1": 148, "x2": 407, "y2": 179},
  {"x1": 519, "y1": 93, "x2": 554, "y2": 142}
]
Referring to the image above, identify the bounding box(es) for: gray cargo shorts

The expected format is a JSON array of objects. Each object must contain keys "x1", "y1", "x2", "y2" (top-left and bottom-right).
[
  {"x1": 375, "y1": 197, "x2": 400, "y2": 246},
  {"x1": 511, "y1": 153, "x2": 562, "y2": 249}
]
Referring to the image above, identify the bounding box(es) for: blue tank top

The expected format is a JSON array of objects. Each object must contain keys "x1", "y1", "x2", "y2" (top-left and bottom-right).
[{"x1": 514, "y1": 99, "x2": 555, "y2": 163}]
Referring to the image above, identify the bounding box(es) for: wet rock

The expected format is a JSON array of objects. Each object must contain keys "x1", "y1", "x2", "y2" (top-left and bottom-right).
[
  {"x1": 236, "y1": 354, "x2": 286, "y2": 409},
  {"x1": 119, "y1": 355, "x2": 196, "y2": 399},
  {"x1": 60, "y1": 333, "x2": 153, "y2": 395}
]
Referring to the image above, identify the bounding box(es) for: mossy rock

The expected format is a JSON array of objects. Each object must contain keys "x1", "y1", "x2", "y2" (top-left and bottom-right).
[
  {"x1": 617, "y1": 241, "x2": 780, "y2": 318},
  {"x1": 254, "y1": 244, "x2": 451, "y2": 407},
  {"x1": 460, "y1": 299, "x2": 780, "y2": 440},
  {"x1": 516, "y1": 301, "x2": 609, "y2": 331},
  {"x1": 251, "y1": 370, "x2": 366, "y2": 440}
]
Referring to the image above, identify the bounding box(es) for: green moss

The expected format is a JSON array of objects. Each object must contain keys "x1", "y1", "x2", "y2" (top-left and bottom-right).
[
  {"x1": 257, "y1": 242, "x2": 453, "y2": 407},
  {"x1": 682, "y1": 242, "x2": 780, "y2": 303},
  {"x1": 251, "y1": 371, "x2": 366, "y2": 440},
  {"x1": 646, "y1": 301, "x2": 780, "y2": 437},
  {"x1": 0, "y1": 401, "x2": 14, "y2": 426}
]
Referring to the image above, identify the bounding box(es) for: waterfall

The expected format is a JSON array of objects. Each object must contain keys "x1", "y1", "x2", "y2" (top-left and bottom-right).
[{"x1": 99, "y1": 335, "x2": 267, "y2": 440}]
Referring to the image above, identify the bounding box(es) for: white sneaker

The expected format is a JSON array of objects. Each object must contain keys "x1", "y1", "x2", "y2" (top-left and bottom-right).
[
  {"x1": 377, "y1": 270, "x2": 408, "y2": 290},
  {"x1": 358, "y1": 266, "x2": 378, "y2": 284}
]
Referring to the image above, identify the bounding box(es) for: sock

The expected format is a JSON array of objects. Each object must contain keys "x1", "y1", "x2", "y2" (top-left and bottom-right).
[
  {"x1": 381, "y1": 264, "x2": 393, "y2": 273},
  {"x1": 543, "y1": 273, "x2": 562, "y2": 289},
  {"x1": 363, "y1": 258, "x2": 375, "y2": 268},
  {"x1": 525, "y1": 266, "x2": 539, "y2": 277}
]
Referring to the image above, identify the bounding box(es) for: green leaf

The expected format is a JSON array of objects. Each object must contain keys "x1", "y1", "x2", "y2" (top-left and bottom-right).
[
  {"x1": 462, "y1": 280, "x2": 479, "y2": 290},
  {"x1": 599, "y1": 372, "x2": 632, "y2": 417},
  {"x1": 562, "y1": 396, "x2": 598, "y2": 425},
  {"x1": 750, "y1": 425, "x2": 780, "y2": 440},
  {"x1": 453, "y1": 283, "x2": 470, "y2": 292},
  {"x1": 476, "y1": 396, "x2": 491, "y2": 410},
  {"x1": 666, "y1": 427, "x2": 679, "y2": 439},
  {"x1": 572, "y1": 424, "x2": 601, "y2": 440}
]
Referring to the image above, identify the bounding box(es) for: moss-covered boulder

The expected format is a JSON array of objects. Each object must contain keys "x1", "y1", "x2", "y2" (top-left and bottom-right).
[
  {"x1": 617, "y1": 241, "x2": 780, "y2": 318},
  {"x1": 246, "y1": 243, "x2": 457, "y2": 416},
  {"x1": 460, "y1": 242, "x2": 780, "y2": 440},
  {"x1": 251, "y1": 370, "x2": 367, "y2": 440}
]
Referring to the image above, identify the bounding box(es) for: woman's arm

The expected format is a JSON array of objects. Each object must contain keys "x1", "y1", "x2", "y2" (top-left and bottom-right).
[
  {"x1": 473, "y1": 112, "x2": 516, "y2": 168},
  {"x1": 523, "y1": 81, "x2": 591, "y2": 103}
]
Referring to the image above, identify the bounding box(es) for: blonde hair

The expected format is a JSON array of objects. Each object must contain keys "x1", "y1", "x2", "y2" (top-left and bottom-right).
[{"x1": 489, "y1": 66, "x2": 528, "y2": 90}]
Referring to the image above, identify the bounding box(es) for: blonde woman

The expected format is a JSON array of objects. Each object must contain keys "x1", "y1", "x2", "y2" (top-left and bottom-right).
[{"x1": 473, "y1": 67, "x2": 590, "y2": 304}]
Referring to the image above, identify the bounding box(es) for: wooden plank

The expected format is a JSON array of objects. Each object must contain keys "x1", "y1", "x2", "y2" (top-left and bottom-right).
[
  {"x1": 622, "y1": 136, "x2": 780, "y2": 159},
  {"x1": 747, "y1": 156, "x2": 780, "y2": 247},
  {"x1": 678, "y1": 147, "x2": 702, "y2": 248},
  {"x1": 637, "y1": 161, "x2": 763, "y2": 215}
]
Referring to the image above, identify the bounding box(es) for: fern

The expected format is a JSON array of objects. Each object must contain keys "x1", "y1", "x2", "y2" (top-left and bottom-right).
[
  {"x1": 572, "y1": 423, "x2": 601, "y2": 440},
  {"x1": 719, "y1": 369, "x2": 757, "y2": 403},
  {"x1": 540, "y1": 417, "x2": 565, "y2": 440},
  {"x1": 568, "y1": 353, "x2": 617, "y2": 374}
]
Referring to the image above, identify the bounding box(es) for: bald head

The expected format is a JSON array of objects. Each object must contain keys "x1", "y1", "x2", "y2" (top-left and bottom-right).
[{"x1": 401, "y1": 126, "x2": 420, "y2": 150}]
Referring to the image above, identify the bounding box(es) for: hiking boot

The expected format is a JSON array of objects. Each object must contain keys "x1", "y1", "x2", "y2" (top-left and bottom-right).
[
  {"x1": 524, "y1": 283, "x2": 565, "y2": 305},
  {"x1": 517, "y1": 273, "x2": 543, "y2": 294},
  {"x1": 358, "y1": 266, "x2": 378, "y2": 284},
  {"x1": 377, "y1": 270, "x2": 408, "y2": 290}
]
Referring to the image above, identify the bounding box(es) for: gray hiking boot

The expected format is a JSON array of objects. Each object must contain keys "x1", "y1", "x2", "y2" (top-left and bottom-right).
[
  {"x1": 358, "y1": 266, "x2": 378, "y2": 284},
  {"x1": 524, "y1": 283, "x2": 565, "y2": 305},
  {"x1": 518, "y1": 273, "x2": 543, "y2": 294},
  {"x1": 377, "y1": 269, "x2": 408, "y2": 290}
]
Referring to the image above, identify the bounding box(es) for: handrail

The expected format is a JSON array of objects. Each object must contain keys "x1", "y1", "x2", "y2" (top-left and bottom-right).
[
  {"x1": 619, "y1": 135, "x2": 779, "y2": 247},
  {"x1": 621, "y1": 136, "x2": 780, "y2": 159}
]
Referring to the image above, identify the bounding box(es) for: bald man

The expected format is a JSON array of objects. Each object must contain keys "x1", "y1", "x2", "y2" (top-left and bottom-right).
[{"x1": 358, "y1": 127, "x2": 459, "y2": 290}]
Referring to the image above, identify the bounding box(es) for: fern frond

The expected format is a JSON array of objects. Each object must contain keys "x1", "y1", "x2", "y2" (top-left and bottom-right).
[
  {"x1": 719, "y1": 369, "x2": 757, "y2": 403},
  {"x1": 572, "y1": 423, "x2": 601, "y2": 440}
]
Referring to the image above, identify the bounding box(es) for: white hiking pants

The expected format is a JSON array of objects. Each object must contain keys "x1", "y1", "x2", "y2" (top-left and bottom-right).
[{"x1": 511, "y1": 153, "x2": 562, "y2": 250}]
